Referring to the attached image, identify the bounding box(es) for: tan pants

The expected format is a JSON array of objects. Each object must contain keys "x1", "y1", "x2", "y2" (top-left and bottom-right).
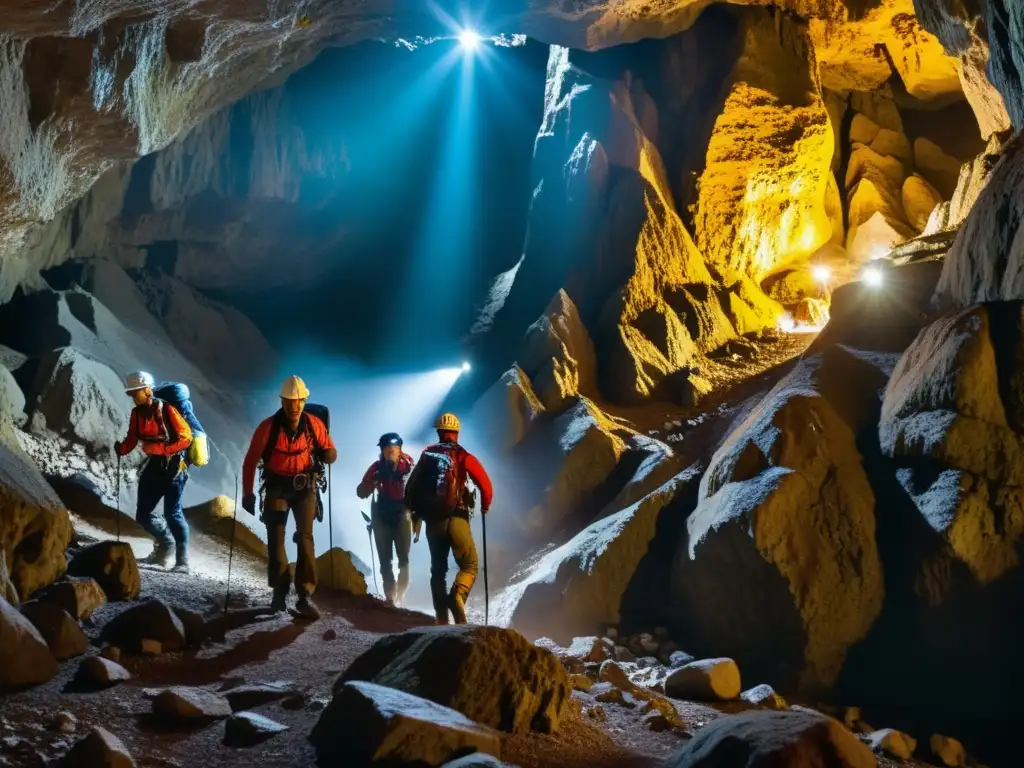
[
  {"x1": 426, "y1": 514, "x2": 477, "y2": 622},
  {"x1": 264, "y1": 484, "x2": 318, "y2": 598}
]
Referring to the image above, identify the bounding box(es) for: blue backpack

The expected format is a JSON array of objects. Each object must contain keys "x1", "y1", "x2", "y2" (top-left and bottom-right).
[{"x1": 153, "y1": 382, "x2": 209, "y2": 467}]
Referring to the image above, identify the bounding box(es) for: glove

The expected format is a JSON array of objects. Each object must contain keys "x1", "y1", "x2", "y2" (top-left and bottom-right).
[
  {"x1": 113, "y1": 440, "x2": 122, "y2": 455},
  {"x1": 242, "y1": 494, "x2": 256, "y2": 515},
  {"x1": 319, "y1": 447, "x2": 338, "y2": 465}
]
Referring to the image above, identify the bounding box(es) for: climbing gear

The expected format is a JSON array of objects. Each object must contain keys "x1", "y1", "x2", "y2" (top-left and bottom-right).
[
  {"x1": 279, "y1": 375, "x2": 310, "y2": 400},
  {"x1": 115, "y1": 453, "x2": 122, "y2": 543},
  {"x1": 153, "y1": 382, "x2": 208, "y2": 467},
  {"x1": 482, "y1": 506, "x2": 489, "y2": 625},
  {"x1": 124, "y1": 371, "x2": 155, "y2": 392},
  {"x1": 258, "y1": 403, "x2": 329, "y2": 523},
  {"x1": 406, "y1": 443, "x2": 466, "y2": 519},
  {"x1": 295, "y1": 595, "x2": 320, "y2": 620},
  {"x1": 361, "y1": 509, "x2": 379, "y2": 597},
  {"x1": 378, "y1": 432, "x2": 403, "y2": 448},
  {"x1": 327, "y1": 461, "x2": 334, "y2": 589},
  {"x1": 224, "y1": 467, "x2": 238, "y2": 613},
  {"x1": 434, "y1": 413, "x2": 461, "y2": 432}
]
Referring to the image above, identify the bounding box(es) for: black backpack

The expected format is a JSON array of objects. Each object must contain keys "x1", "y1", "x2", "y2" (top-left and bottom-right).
[{"x1": 406, "y1": 442, "x2": 465, "y2": 519}]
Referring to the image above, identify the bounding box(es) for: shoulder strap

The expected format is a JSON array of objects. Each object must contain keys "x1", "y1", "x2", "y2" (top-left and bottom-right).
[{"x1": 262, "y1": 413, "x2": 283, "y2": 466}]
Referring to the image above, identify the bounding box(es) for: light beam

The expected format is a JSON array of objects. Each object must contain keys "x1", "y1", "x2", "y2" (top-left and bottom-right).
[
  {"x1": 863, "y1": 266, "x2": 884, "y2": 287},
  {"x1": 458, "y1": 29, "x2": 482, "y2": 51}
]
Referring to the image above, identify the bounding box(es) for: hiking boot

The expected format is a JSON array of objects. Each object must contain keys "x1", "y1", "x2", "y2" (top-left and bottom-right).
[
  {"x1": 271, "y1": 585, "x2": 288, "y2": 613},
  {"x1": 448, "y1": 591, "x2": 467, "y2": 624},
  {"x1": 170, "y1": 560, "x2": 190, "y2": 574},
  {"x1": 294, "y1": 596, "x2": 321, "y2": 621},
  {"x1": 140, "y1": 544, "x2": 174, "y2": 568}
]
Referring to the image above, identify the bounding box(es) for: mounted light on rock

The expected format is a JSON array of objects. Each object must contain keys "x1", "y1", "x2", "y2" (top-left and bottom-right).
[
  {"x1": 812, "y1": 265, "x2": 831, "y2": 284},
  {"x1": 461, "y1": 361, "x2": 472, "y2": 373},
  {"x1": 458, "y1": 29, "x2": 482, "y2": 51},
  {"x1": 862, "y1": 265, "x2": 884, "y2": 288}
]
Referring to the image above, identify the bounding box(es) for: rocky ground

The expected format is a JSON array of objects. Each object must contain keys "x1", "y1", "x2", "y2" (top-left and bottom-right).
[{"x1": 0, "y1": 550, "x2": 942, "y2": 768}]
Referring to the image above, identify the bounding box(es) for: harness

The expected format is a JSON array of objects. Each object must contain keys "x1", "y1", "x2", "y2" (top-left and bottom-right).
[
  {"x1": 258, "y1": 411, "x2": 327, "y2": 519},
  {"x1": 135, "y1": 400, "x2": 185, "y2": 469}
]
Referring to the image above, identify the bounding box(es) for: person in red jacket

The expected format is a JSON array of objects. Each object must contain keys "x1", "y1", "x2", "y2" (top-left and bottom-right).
[
  {"x1": 114, "y1": 371, "x2": 194, "y2": 572},
  {"x1": 356, "y1": 433, "x2": 415, "y2": 606},
  {"x1": 405, "y1": 412, "x2": 493, "y2": 624},
  {"x1": 242, "y1": 375, "x2": 337, "y2": 619}
]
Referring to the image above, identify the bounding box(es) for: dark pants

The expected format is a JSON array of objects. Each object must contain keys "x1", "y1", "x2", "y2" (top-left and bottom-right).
[
  {"x1": 264, "y1": 480, "x2": 317, "y2": 598},
  {"x1": 426, "y1": 512, "x2": 478, "y2": 622},
  {"x1": 136, "y1": 456, "x2": 189, "y2": 562},
  {"x1": 372, "y1": 505, "x2": 412, "y2": 603}
]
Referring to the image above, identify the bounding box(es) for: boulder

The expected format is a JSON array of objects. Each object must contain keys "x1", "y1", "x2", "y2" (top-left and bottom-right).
[
  {"x1": 170, "y1": 605, "x2": 206, "y2": 647},
  {"x1": 38, "y1": 576, "x2": 107, "y2": 620},
  {"x1": 671, "y1": 347, "x2": 888, "y2": 694},
  {"x1": 667, "y1": 709, "x2": 875, "y2": 768},
  {"x1": 75, "y1": 656, "x2": 131, "y2": 687},
  {"x1": 26, "y1": 347, "x2": 127, "y2": 455},
  {"x1": 59, "y1": 726, "x2": 136, "y2": 768},
  {"x1": 497, "y1": 466, "x2": 699, "y2": 642},
  {"x1": 762, "y1": 268, "x2": 819, "y2": 305},
  {"x1": 66, "y1": 541, "x2": 140, "y2": 601},
  {"x1": 183, "y1": 496, "x2": 268, "y2": 560},
  {"x1": 902, "y1": 175, "x2": 944, "y2": 232},
  {"x1": 223, "y1": 712, "x2": 289, "y2": 748},
  {"x1": 100, "y1": 599, "x2": 187, "y2": 653},
  {"x1": 0, "y1": 594, "x2": 59, "y2": 686},
  {"x1": 930, "y1": 733, "x2": 967, "y2": 767},
  {"x1": 311, "y1": 680, "x2": 501, "y2": 766},
  {"x1": 19, "y1": 601, "x2": 88, "y2": 659},
  {"x1": 933, "y1": 137, "x2": 1024, "y2": 307},
  {"x1": 0, "y1": 549, "x2": 17, "y2": 605},
  {"x1": 694, "y1": 9, "x2": 833, "y2": 279},
  {"x1": 152, "y1": 686, "x2": 233, "y2": 723},
  {"x1": 442, "y1": 755, "x2": 510, "y2": 768},
  {"x1": 0, "y1": 365, "x2": 25, "y2": 426},
  {"x1": 664, "y1": 658, "x2": 741, "y2": 701},
  {"x1": 337, "y1": 625, "x2": 571, "y2": 734},
  {"x1": 914, "y1": 137, "x2": 963, "y2": 199},
  {"x1": 0, "y1": 423, "x2": 74, "y2": 600},
  {"x1": 315, "y1": 547, "x2": 367, "y2": 595},
  {"x1": 223, "y1": 681, "x2": 297, "y2": 711},
  {"x1": 849, "y1": 114, "x2": 882, "y2": 146},
  {"x1": 519, "y1": 290, "x2": 598, "y2": 413},
  {"x1": 871, "y1": 129, "x2": 913, "y2": 169},
  {"x1": 866, "y1": 728, "x2": 917, "y2": 759},
  {"x1": 740, "y1": 683, "x2": 787, "y2": 709},
  {"x1": 534, "y1": 636, "x2": 610, "y2": 671},
  {"x1": 469, "y1": 366, "x2": 545, "y2": 452},
  {"x1": 793, "y1": 297, "x2": 829, "y2": 327}
]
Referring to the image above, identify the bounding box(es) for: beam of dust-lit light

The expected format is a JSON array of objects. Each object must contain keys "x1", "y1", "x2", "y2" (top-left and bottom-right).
[
  {"x1": 461, "y1": 360, "x2": 471, "y2": 373},
  {"x1": 863, "y1": 266, "x2": 884, "y2": 287}
]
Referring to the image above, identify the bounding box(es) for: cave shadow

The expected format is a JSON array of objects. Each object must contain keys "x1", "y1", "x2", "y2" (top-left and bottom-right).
[{"x1": 837, "y1": 426, "x2": 1024, "y2": 768}]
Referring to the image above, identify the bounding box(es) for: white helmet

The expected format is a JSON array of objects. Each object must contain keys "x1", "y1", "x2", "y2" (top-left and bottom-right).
[
  {"x1": 280, "y1": 375, "x2": 310, "y2": 400},
  {"x1": 124, "y1": 371, "x2": 155, "y2": 392}
]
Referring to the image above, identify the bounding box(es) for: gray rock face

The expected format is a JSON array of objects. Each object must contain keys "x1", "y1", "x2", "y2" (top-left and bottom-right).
[
  {"x1": 0, "y1": 595, "x2": 59, "y2": 686},
  {"x1": 311, "y1": 680, "x2": 501, "y2": 766},
  {"x1": 223, "y1": 712, "x2": 290, "y2": 748},
  {"x1": 100, "y1": 599, "x2": 186, "y2": 653},
  {"x1": 152, "y1": 687, "x2": 232, "y2": 723},
  {"x1": 19, "y1": 601, "x2": 88, "y2": 659}
]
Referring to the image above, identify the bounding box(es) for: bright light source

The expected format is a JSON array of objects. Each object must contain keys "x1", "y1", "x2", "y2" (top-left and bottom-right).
[
  {"x1": 458, "y1": 29, "x2": 482, "y2": 50},
  {"x1": 461, "y1": 361, "x2": 472, "y2": 373},
  {"x1": 863, "y1": 266, "x2": 884, "y2": 287},
  {"x1": 812, "y1": 265, "x2": 831, "y2": 284}
]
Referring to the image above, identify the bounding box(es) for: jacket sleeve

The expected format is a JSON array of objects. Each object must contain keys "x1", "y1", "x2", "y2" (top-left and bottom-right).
[
  {"x1": 464, "y1": 452, "x2": 493, "y2": 511},
  {"x1": 158, "y1": 405, "x2": 193, "y2": 456},
  {"x1": 356, "y1": 462, "x2": 378, "y2": 499},
  {"x1": 404, "y1": 454, "x2": 425, "y2": 510},
  {"x1": 242, "y1": 420, "x2": 272, "y2": 497},
  {"x1": 311, "y1": 416, "x2": 336, "y2": 453},
  {"x1": 118, "y1": 410, "x2": 139, "y2": 455}
]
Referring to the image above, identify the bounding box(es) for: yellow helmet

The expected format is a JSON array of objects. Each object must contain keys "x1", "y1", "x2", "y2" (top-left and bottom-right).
[
  {"x1": 280, "y1": 375, "x2": 310, "y2": 400},
  {"x1": 435, "y1": 413, "x2": 461, "y2": 432}
]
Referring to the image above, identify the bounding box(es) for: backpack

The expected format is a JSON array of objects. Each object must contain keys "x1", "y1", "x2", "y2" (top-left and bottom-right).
[
  {"x1": 152, "y1": 382, "x2": 209, "y2": 467},
  {"x1": 406, "y1": 442, "x2": 465, "y2": 518}
]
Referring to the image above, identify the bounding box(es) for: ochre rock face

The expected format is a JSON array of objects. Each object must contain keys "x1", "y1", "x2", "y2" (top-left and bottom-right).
[
  {"x1": 671, "y1": 346, "x2": 888, "y2": 695},
  {"x1": 695, "y1": 10, "x2": 833, "y2": 281}
]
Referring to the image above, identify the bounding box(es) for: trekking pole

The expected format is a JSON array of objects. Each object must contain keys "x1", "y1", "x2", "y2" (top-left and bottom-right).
[
  {"x1": 224, "y1": 467, "x2": 238, "y2": 614},
  {"x1": 328, "y1": 465, "x2": 335, "y2": 590},
  {"x1": 361, "y1": 510, "x2": 378, "y2": 596},
  {"x1": 115, "y1": 453, "x2": 122, "y2": 543},
  {"x1": 482, "y1": 509, "x2": 489, "y2": 625}
]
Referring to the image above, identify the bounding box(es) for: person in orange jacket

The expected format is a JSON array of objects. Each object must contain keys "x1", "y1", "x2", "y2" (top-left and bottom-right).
[
  {"x1": 242, "y1": 375, "x2": 336, "y2": 619},
  {"x1": 114, "y1": 371, "x2": 194, "y2": 572}
]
